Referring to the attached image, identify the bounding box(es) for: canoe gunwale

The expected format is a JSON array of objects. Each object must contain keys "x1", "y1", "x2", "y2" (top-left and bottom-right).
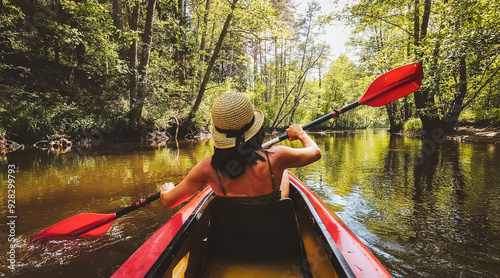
[
  {"x1": 289, "y1": 180, "x2": 356, "y2": 278},
  {"x1": 288, "y1": 174, "x2": 392, "y2": 277},
  {"x1": 144, "y1": 191, "x2": 215, "y2": 278}
]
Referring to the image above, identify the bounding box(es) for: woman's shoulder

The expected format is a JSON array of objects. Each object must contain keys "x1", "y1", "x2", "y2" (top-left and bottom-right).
[
  {"x1": 197, "y1": 157, "x2": 213, "y2": 170},
  {"x1": 187, "y1": 157, "x2": 214, "y2": 177},
  {"x1": 268, "y1": 145, "x2": 292, "y2": 156},
  {"x1": 265, "y1": 146, "x2": 292, "y2": 163}
]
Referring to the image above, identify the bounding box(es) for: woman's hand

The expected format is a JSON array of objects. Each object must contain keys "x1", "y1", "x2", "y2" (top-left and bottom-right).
[
  {"x1": 286, "y1": 124, "x2": 306, "y2": 141},
  {"x1": 160, "y1": 182, "x2": 175, "y2": 209},
  {"x1": 160, "y1": 182, "x2": 175, "y2": 193},
  {"x1": 275, "y1": 124, "x2": 321, "y2": 169}
]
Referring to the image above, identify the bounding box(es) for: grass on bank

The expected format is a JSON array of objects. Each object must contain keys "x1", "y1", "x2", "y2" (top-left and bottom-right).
[{"x1": 403, "y1": 118, "x2": 423, "y2": 133}]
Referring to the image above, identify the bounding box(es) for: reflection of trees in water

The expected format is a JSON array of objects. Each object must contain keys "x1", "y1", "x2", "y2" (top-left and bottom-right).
[
  {"x1": 407, "y1": 141, "x2": 498, "y2": 275},
  {"x1": 412, "y1": 142, "x2": 467, "y2": 212},
  {"x1": 411, "y1": 142, "x2": 467, "y2": 239},
  {"x1": 379, "y1": 137, "x2": 500, "y2": 276},
  {"x1": 297, "y1": 133, "x2": 500, "y2": 276}
]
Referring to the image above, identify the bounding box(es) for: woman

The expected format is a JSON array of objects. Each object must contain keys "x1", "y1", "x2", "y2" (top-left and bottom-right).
[{"x1": 160, "y1": 91, "x2": 321, "y2": 208}]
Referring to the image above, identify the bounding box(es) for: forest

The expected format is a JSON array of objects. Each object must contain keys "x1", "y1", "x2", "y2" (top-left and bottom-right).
[{"x1": 0, "y1": 0, "x2": 499, "y2": 143}]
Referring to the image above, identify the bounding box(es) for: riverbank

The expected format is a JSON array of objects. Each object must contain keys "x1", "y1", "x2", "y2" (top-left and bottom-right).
[
  {"x1": 399, "y1": 122, "x2": 500, "y2": 144},
  {"x1": 2, "y1": 123, "x2": 499, "y2": 158},
  {"x1": 446, "y1": 124, "x2": 500, "y2": 144}
]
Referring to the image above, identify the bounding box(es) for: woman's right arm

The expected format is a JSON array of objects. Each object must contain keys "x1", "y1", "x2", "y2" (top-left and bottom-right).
[
  {"x1": 160, "y1": 159, "x2": 210, "y2": 209},
  {"x1": 272, "y1": 124, "x2": 321, "y2": 169}
]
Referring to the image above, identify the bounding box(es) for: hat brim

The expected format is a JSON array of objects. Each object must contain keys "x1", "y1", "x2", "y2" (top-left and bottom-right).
[{"x1": 212, "y1": 109, "x2": 264, "y2": 149}]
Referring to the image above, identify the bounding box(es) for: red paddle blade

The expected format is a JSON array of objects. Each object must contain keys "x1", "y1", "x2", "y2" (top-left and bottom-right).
[
  {"x1": 360, "y1": 63, "x2": 423, "y2": 107},
  {"x1": 33, "y1": 213, "x2": 117, "y2": 239}
]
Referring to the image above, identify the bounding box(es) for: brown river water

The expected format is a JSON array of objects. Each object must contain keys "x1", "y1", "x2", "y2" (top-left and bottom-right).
[{"x1": 1, "y1": 129, "x2": 500, "y2": 277}]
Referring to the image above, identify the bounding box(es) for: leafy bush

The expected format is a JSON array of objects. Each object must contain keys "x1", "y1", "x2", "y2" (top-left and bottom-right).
[{"x1": 403, "y1": 118, "x2": 423, "y2": 132}]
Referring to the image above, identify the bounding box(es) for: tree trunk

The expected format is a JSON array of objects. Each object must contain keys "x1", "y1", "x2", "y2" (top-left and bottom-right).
[
  {"x1": 252, "y1": 39, "x2": 258, "y2": 88},
  {"x1": 128, "y1": 0, "x2": 140, "y2": 129},
  {"x1": 196, "y1": 0, "x2": 211, "y2": 93},
  {"x1": 187, "y1": 0, "x2": 238, "y2": 123},
  {"x1": 288, "y1": 78, "x2": 307, "y2": 125},
  {"x1": 227, "y1": 34, "x2": 233, "y2": 78},
  {"x1": 444, "y1": 55, "x2": 467, "y2": 128},
  {"x1": 284, "y1": 19, "x2": 312, "y2": 126},
  {"x1": 174, "y1": 0, "x2": 187, "y2": 84},
  {"x1": 413, "y1": 0, "x2": 420, "y2": 47},
  {"x1": 318, "y1": 66, "x2": 322, "y2": 89},
  {"x1": 271, "y1": 47, "x2": 325, "y2": 128},
  {"x1": 274, "y1": 36, "x2": 278, "y2": 98},
  {"x1": 112, "y1": 0, "x2": 123, "y2": 30},
  {"x1": 264, "y1": 40, "x2": 268, "y2": 89},
  {"x1": 413, "y1": 0, "x2": 441, "y2": 133},
  {"x1": 199, "y1": 0, "x2": 211, "y2": 64},
  {"x1": 420, "y1": 0, "x2": 431, "y2": 39},
  {"x1": 300, "y1": 15, "x2": 312, "y2": 72},
  {"x1": 386, "y1": 102, "x2": 397, "y2": 132},
  {"x1": 76, "y1": 42, "x2": 85, "y2": 68},
  {"x1": 130, "y1": 0, "x2": 157, "y2": 131}
]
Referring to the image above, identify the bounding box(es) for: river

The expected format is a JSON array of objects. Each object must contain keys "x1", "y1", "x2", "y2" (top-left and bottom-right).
[{"x1": 1, "y1": 129, "x2": 500, "y2": 277}]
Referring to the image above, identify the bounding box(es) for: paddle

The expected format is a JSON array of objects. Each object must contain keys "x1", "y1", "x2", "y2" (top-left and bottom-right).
[
  {"x1": 262, "y1": 62, "x2": 423, "y2": 148},
  {"x1": 33, "y1": 62, "x2": 422, "y2": 239},
  {"x1": 32, "y1": 193, "x2": 161, "y2": 239}
]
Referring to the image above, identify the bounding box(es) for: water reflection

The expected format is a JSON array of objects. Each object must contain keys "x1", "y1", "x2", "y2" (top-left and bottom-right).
[
  {"x1": 1, "y1": 131, "x2": 500, "y2": 277},
  {"x1": 294, "y1": 130, "x2": 500, "y2": 277},
  {"x1": 0, "y1": 141, "x2": 213, "y2": 277}
]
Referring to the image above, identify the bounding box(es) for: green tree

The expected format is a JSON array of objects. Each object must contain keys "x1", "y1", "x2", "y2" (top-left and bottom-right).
[
  {"x1": 333, "y1": 0, "x2": 500, "y2": 133},
  {"x1": 0, "y1": 0, "x2": 127, "y2": 141},
  {"x1": 128, "y1": 0, "x2": 157, "y2": 131}
]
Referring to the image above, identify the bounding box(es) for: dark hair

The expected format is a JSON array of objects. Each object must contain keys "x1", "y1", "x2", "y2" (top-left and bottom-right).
[{"x1": 211, "y1": 129, "x2": 267, "y2": 179}]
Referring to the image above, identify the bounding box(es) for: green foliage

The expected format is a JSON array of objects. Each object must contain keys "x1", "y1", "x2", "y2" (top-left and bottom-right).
[
  {"x1": 319, "y1": 56, "x2": 382, "y2": 129},
  {"x1": 0, "y1": 0, "x2": 129, "y2": 140},
  {"x1": 1, "y1": 0, "x2": 498, "y2": 142},
  {"x1": 403, "y1": 118, "x2": 423, "y2": 133},
  {"x1": 336, "y1": 0, "x2": 500, "y2": 131}
]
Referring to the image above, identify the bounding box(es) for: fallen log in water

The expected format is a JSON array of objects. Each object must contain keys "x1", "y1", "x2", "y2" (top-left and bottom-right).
[
  {"x1": 0, "y1": 135, "x2": 24, "y2": 156},
  {"x1": 33, "y1": 134, "x2": 73, "y2": 153}
]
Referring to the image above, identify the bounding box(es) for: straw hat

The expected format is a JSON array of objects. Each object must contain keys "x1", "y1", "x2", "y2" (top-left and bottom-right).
[{"x1": 211, "y1": 92, "x2": 264, "y2": 149}]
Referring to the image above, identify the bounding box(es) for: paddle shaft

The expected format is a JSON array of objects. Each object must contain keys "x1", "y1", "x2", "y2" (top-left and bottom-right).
[
  {"x1": 115, "y1": 192, "x2": 161, "y2": 218},
  {"x1": 261, "y1": 101, "x2": 361, "y2": 149},
  {"x1": 46, "y1": 193, "x2": 163, "y2": 238}
]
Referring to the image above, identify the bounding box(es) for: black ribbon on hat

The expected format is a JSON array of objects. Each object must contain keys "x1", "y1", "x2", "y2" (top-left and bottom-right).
[{"x1": 215, "y1": 116, "x2": 255, "y2": 147}]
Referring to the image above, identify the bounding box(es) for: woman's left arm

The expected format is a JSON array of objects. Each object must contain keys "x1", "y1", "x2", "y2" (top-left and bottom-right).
[{"x1": 160, "y1": 159, "x2": 210, "y2": 209}]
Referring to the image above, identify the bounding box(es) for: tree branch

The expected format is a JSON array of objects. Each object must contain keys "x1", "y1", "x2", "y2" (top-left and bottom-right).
[{"x1": 462, "y1": 61, "x2": 500, "y2": 110}]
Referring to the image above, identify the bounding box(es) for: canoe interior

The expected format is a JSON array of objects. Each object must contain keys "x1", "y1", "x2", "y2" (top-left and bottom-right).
[{"x1": 145, "y1": 183, "x2": 354, "y2": 278}]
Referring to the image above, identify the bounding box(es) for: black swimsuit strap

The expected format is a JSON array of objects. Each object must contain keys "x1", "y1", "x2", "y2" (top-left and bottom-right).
[
  {"x1": 216, "y1": 171, "x2": 227, "y2": 197},
  {"x1": 265, "y1": 152, "x2": 276, "y2": 191}
]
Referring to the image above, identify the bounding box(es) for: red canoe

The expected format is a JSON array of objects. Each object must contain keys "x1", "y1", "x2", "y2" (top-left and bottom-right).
[{"x1": 112, "y1": 173, "x2": 391, "y2": 278}]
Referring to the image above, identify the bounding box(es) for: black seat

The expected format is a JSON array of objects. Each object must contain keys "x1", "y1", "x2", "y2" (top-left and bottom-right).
[{"x1": 207, "y1": 197, "x2": 302, "y2": 260}]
